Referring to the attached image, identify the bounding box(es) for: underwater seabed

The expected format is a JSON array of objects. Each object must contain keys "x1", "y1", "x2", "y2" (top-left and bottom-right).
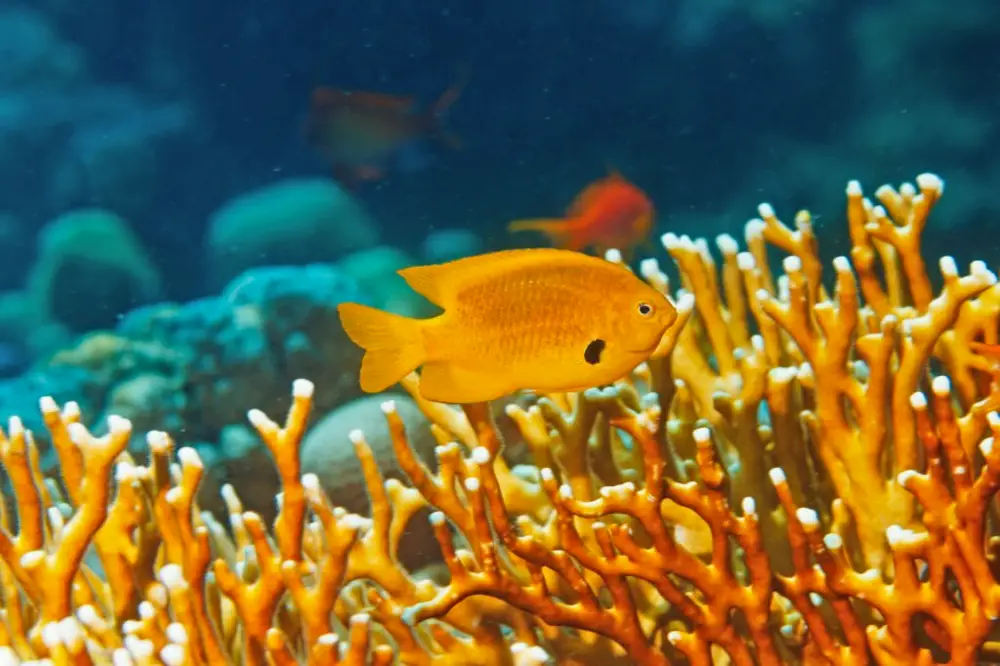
[{"x1": 3, "y1": 173, "x2": 1000, "y2": 664}]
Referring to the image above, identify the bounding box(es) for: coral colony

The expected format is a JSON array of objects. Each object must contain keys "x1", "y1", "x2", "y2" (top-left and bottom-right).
[{"x1": 3, "y1": 174, "x2": 1000, "y2": 664}]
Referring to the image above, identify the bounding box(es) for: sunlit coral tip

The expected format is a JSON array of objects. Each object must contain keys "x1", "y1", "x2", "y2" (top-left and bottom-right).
[
  {"x1": 823, "y1": 533, "x2": 843, "y2": 550},
  {"x1": 177, "y1": 447, "x2": 202, "y2": 469},
  {"x1": 931, "y1": 375, "x2": 951, "y2": 395},
  {"x1": 380, "y1": 400, "x2": 397, "y2": 415},
  {"x1": 157, "y1": 563, "x2": 185, "y2": 589},
  {"x1": 795, "y1": 508, "x2": 818, "y2": 527},
  {"x1": 161, "y1": 644, "x2": 186, "y2": 666},
  {"x1": 782, "y1": 255, "x2": 802, "y2": 273},
  {"x1": 916, "y1": 172, "x2": 943, "y2": 194},
  {"x1": 166, "y1": 623, "x2": 188, "y2": 645},
  {"x1": 715, "y1": 233, "x2": 738, "y2": 255},
  {"x1": 348, "y1": 429, "x2": 365, "y2": 446},
  {"x1": 293, "y1": 378, "x2": 315, "y2": 398},
  {"x1": 639, "y1": 258, "x2": 660, "y2": 279},
  {"x1": 939, "y1": 255, "x2": 958, "y2": 278}
]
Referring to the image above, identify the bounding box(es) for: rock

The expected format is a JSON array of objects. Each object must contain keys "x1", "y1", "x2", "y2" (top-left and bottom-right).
[
  {"x1": 27, "y1": 209, "x2": 161, "y2": 332},
  {"x1": 301, "y1": 392, "x2": 440, "y2": 569},
  {"x1": 206, "y1": 178, "x2": 379, "y2": 287},
  {"x1": 419, "y1": 228, "x2": 483, "y2": 264}
]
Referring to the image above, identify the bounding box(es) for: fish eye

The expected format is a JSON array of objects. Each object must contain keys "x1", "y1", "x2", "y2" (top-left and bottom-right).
[{"x1": 637, "y1": 302, "x2": 653, "y2": 317}]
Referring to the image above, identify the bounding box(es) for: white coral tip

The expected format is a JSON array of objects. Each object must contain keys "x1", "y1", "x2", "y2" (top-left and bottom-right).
[
  {"x1": 931, "y1": 375, "x2": 951, "y2": 395},
  {"x1": 915, "y1": 172, "x2": 943, "y2": 193},
  {"x1": 177, "y1": 447, "x2": 202, "y2": 468},
  {"x1": 909, "y1": 392, "x2": 927, "y2": 409},
  {"x1": 348, "y1": 429, "x2": 365, "y2": 445},
  {"x1": 470, "y1": 446, "x2": 491, "y2": 465},
  {"x1": 768, "y1": 467, "x2": 787, "y2": 485},
  {"x1": 676, "y1": 292, "x2": 695, "y2": 310},
  {"x1": 292, "y1": 378, "x2": 315, "y2": 398},
  {"x1": 845, "y1": 180, "x2": 862, "y2": 196},
  {"x1": 715, "y1": 233, "x2": 738, "y2": 254},
  {"x1": 160, "y1": 645, "x2": 186, "y2": 666},
  {"x1": 832, "y1": 255, "x2": 851, "y2": 272},
  {"x1": 782, "y1": 255, "x2": 802, "y2": 273},
  {"x1": 380, "y1": 400, "x2": 396, "y2": 414},
  {"x1": 246, "y1": 408, "x2": 267, "y2": 428},
  {"x1": 692, "y1": 426, "x2": 711, "y2": 444},
  {"x1": 796, "y1": 508, "x2": 818, "y2": 527},
  {"x1": 157, "y1": 564, "x2": 185, "y2": 589}
]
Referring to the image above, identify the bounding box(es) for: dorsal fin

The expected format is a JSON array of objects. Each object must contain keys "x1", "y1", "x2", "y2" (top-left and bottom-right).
[
  {"x1": 566, "y1": 180, "x2": 609, "y2": 217},
  {"x1": 398, "y1": 248, "x2": 592, "y2": 309},
  {"x1": 312, "y1": 88, "x2": 415, "y2": 113}
]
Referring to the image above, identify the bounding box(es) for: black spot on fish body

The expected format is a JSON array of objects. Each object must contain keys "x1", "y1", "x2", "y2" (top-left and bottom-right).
[{"x1": 584, "y1": 339, "x2": 606, "y2": 365}]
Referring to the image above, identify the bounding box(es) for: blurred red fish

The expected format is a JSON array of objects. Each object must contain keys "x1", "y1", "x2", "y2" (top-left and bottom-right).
[
  {"x1": 305, "y1": 74, "x2": 467, "y2": 187},
  {"x1": 508, "y1": 170, "x2": 655, "y2": 257}
]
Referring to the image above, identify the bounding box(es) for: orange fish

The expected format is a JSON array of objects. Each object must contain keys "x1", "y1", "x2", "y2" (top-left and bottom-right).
[
  {"x1": 337, "y1": 248, "x2": 677, "y2": 404},
  {"x1": 304, "y1": 73, "x2": 467, "y2": 187},
  {"x1": 508, "y1": 170, "x2": 655, "y2": 257}
]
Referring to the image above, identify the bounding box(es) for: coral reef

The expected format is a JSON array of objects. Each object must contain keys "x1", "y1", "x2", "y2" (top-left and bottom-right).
[
  {"x1": 0, "y1": 263, "x2": 370, "y2": 500},
  {"x1": 205, "y1": 178, "x2": 380, "y2": 288},
  {"x1": 2, "y1": 173, "x2": 1000, "y2": 664}
]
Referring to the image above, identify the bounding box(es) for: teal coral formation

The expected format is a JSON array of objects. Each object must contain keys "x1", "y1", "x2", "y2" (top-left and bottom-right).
[{"x1": 0, "y1": 263, "x2": 370, "y2": 469}]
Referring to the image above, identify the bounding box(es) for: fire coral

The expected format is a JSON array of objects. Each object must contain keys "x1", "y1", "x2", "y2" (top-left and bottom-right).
[{"x1": 1, "y1": 173, "x2": 1000, "y2": 664}]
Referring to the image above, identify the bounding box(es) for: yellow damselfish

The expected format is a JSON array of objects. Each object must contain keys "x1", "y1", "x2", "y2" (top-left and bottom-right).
[{"x1": 337, "y1": 247, "x2": 677, "y2": 404}]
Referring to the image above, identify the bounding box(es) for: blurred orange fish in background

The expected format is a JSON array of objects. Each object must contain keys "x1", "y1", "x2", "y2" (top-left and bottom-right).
[
  {"x1": 508, "y1": 170, "x2": 655, "y2": 258},
  {"x1": 304, "y1": 72, "x2": 467, "y2": 187}
]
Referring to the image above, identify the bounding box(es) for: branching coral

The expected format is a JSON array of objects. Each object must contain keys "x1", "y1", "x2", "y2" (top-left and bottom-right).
[{"x1": 0, "y1": 172, "x2": 999, "y2": 664}]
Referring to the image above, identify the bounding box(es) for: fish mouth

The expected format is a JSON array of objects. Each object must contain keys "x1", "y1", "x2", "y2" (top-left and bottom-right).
[
  {"x1": 625, "y1": 337, "x2": 665, "y2": 355},
  {"x1": 624, "y1": 326, "x2": 673, "y2": 355}
]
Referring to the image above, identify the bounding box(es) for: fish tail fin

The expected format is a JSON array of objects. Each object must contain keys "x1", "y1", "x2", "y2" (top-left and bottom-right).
[
  {"x1": 507, "y1": 217, "x2": 585, "y2": 249},
  {"x1": 427, "y1": 67, "x2": 469, "y2": 150},
  {"x1": 338, "y1": 303, "x2": 426, "y2": 393}
]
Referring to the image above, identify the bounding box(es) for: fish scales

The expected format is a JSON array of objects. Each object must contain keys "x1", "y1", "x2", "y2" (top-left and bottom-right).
[{"x1": 439, "y1": 263, "x2": 622, "y2": 367}]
